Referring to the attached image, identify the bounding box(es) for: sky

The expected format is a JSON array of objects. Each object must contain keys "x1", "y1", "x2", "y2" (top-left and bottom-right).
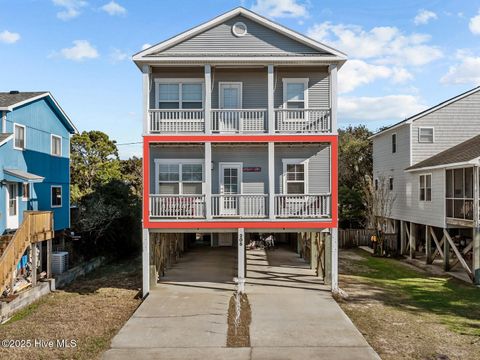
[{"x1": 2, "y1": 0, "x2": 480, "y2": 158}]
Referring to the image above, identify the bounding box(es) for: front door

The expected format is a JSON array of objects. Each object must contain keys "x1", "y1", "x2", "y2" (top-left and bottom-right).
[
  {"x1": 219, "y1": 82, "x2": 242, "y2": 132},
  {"x1": 6, "y1": 183, "x2": 19, "y2": 229},
  {"x1": 219, "y1": 163, "x2": 242, "y2": 216}
]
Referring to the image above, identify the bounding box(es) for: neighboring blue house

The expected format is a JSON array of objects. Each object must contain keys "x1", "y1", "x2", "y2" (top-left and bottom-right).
[{"x1": 0, "y1": 91, "x2": 77, "y2": 234}]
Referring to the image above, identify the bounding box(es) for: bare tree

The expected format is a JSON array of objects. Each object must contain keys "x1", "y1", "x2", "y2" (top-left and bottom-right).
[{"x1": 363, "y1": 175, "x2": 396, "y2": 256}]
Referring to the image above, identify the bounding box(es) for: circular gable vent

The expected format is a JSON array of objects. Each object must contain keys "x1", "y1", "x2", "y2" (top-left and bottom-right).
[{"x1": 232, "y1": 22, "x2": 247, "y2": 37}]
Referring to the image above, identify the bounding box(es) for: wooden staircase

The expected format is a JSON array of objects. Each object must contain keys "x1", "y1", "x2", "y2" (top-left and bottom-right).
[{"x1": 0, "y1": 211, "x2": 54, "y2": 295}]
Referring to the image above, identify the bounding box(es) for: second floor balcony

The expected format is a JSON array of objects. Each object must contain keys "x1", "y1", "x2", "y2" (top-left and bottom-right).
[
  {"x1": 148, "y1": 108, "x2": 331, "y2": 134},
  {"x1": 144, "y1": 65, "x2": 336, "y2": 135}
]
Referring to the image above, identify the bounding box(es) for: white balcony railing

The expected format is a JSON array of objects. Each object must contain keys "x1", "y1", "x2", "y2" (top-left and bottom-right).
[
  {"x1": 275, "y1": 194, "x2": 331, "y2": 218},
  {"x1": 149, "y1": 109, "x2": 205, "y2": 133},
  {"x1": 212, "y1": 194, "x2": 268, "y2": 218},
  {"x1": 275, "y1": 109, "x2": 331, "y2": 133},
  {"x1": 211, "y1": 109, "x2": 267, "y2": 133},
  {"x1": 149, "y1": 194, "x2": 205, "y2": 218}
]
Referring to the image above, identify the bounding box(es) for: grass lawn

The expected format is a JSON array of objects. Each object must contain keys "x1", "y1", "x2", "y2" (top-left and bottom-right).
[
  {"x1": 0, "y1": 256, "x2": 142, "y2": 360},
  {"x1": 338, "y1": 249, "x2": 480, "y2": 360}
]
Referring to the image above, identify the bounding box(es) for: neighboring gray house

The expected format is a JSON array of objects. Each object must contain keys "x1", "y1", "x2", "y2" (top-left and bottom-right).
[
  {"x1": 371, "y1": 86, "x2": 480, "y2": 284},
  {"x1": 133, "y1": 7, "x2": 347, "y2": 297}
]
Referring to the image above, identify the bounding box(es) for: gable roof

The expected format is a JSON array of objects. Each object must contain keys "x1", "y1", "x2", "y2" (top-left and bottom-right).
[
  {"x1": 133, "y1": 7, "x2": 347, "y2": 65},
  {"x1": 0, "y1": 91, "x2": 77, "y2": 134},
  {"x1": 406, "y1": 134, "x2": 480, "y2": 171},
  {"x1": 370, "y1": 86, "x2": 480, "y2": 139}
]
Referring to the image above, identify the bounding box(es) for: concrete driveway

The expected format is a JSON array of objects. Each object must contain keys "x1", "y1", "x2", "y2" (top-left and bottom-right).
[{"x1": 103, "y1": 246, "x2": 379, "y2": 360}]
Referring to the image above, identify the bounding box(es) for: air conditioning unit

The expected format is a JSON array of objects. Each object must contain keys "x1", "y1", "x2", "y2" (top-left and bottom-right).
[{"x1": 52, "y1": 251, "x2": 69, "y2": 275}]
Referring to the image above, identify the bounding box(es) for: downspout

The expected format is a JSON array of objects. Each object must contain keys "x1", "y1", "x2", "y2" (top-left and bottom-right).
[{"x1": 1, "y1": 111, "x2": 6, "y2": 133}]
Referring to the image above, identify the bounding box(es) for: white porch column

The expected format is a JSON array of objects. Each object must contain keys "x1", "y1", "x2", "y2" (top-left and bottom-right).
[
  {"x1": 142, "y1": 228, "x2": 150, "y2": 298},
  {"x1": 474, "y1": 227, "x2": 480, "y2": 285},
  {"x1": 331, "y1": 227, "x2": 338, "y2": 292},
  {"x1": 205, "y1": 142, "x2": 212, "y2": 219},
  {"x1": 267, "y1": 64, "x2": 274, "y2": 134},
  {"x1": 142, "y1": 65, "x2": 152, "y2": 135},
  {"x1": 268, "y1": 142, "x2": 275, "y2": 219},
  {"x1": 328, "y1": 64, "x2": 338, "y2": 133},
  {"x1": 1, "y1": 111, "x2": 6, "y2": 133},
  {"x1": 237, "y1": 228, "x2": 246, "y2": 293},
  {"x1": 204, "y1": 64, "x2": 212, "y2": 134}
]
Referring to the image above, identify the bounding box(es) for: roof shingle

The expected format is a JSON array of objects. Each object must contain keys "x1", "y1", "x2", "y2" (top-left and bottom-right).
[
  {"x1": 0, "y1": 92, "x2": 47, "y2": 108},
  {"x1": 406, "y1": 134, "x2": 480, "y2": 171}
]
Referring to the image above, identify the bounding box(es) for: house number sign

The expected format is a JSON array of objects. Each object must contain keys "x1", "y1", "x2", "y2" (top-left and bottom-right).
[{"x1": 243, "y1": 167, "x2": 261, "y2": 172}]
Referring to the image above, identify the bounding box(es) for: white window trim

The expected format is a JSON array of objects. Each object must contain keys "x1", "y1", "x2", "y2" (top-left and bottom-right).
[
  {"x1": 154, "y1": 78, "x2": 204, "y2": 110},
  {"x1": 282, "y1": 158, "x2": 309, "y2": 194},
  {"x1": 391, "y1": 132, "x2": 397, "y2": 154},
  {"x1": 51, "y1": 134, "x2": 62, "y2": 156},
  {"x1": 282, "y1": 78, "x2": 309, "y2": 109},
  {"x1": 218, "y1": 82, "x2": 243, "y2": 109},
  {"x1": 232, "y1": 21, "x2": 248, "y2": 37},
  {"x1": 419, "y1": 173, "x2": 432, "y2": 202},
  {"x1": 154, "y1": 159, "x2": 205, "y2": 195},
  {"x1": 22, "y1": 182, "x2": 30, "y2": 201},
  {"x1": 218, "y1": 162, "x2": 243, "y2": 195},
  {"x1": 51, "y1": 185, "x2": 62, "y2": 208},
  {"x1": 418, "y1": 126, "x2": 435, "y2": 143},
  {"x1": 13, "y1": 123, "x2": 26, "y2": 151}
]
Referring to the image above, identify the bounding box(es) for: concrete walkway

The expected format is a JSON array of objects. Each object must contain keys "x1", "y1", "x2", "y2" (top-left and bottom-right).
[{"x1": 104, "y1": 246, "x2": 379, "y2": 360}]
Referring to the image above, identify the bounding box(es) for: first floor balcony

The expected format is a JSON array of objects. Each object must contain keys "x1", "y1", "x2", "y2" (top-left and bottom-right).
[{"x1": 149, "y1": 193, "x2": 331, "y2": 220}]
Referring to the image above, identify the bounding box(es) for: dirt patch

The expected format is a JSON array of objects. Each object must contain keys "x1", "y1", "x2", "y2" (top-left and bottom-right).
[
  {"x1": 226, "y1": 292, "x2": 251, "y2": 347},
  {"x1": 0, "y1": 256, "x2": 142, "y2": 360},
  {"x1": 337, "y1": 249, "x2": 480, "y2": 360}
]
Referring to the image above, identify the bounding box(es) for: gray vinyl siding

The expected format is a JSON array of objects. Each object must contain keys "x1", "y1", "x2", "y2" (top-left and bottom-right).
[
  {"x1": 411, "y1": 90, "x2": 480, "y2": 164},
  {"x1": 149, "y1": 67, "x2": 203, "y2": 108},
  {"x1": 211, "y1": 145, "x2": 269, "y2": 194},
  {"x1": 373, "y1": 125, "x2": 446, "y2": 227},
  {"x1": 149, "y1": 144, "x2": 331, "y2": 196},
  {"x1": 211, "y1": 68, "x2": 268, "y2": 109},
  {"x1": 149, "y1": 146, "x2": 204, "y2": 190},
  {"x1": 149, "y1": 66, "x2": 330, "y2": 111},
  {"x1": 274, "y1": 67, "x2": 330, "y2": 108},
  {"x1": 156, "y1": 15, "x2": 325, "y2": 56},
  {"x1": 275, "y1": 144, "x2": 331, "y2": 194}
]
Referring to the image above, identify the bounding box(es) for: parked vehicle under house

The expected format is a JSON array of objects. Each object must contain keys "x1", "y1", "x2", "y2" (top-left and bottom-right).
[{"x1": 133, "y1": 7, "x2": 346, "y2": 297}]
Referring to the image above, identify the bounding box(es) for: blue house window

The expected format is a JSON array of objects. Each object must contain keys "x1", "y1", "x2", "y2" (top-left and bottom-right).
[
  {"x1": 14, "y1": 123, "x2": 25, "y2": 150},
  {"x1": 51, "y1": 134, "x2": 62, "y2": 156},
  {"x1": 51, "y1": 186, "x2": 62, "y2": 207}
]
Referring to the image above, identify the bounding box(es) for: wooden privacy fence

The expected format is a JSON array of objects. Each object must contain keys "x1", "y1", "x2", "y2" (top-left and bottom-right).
[
  {"x1": 339, "y1": 229, "x2": 373, "y2": 248},
  {"x1": 339, "y1": 229, "x2": 399, "y2": 254}
]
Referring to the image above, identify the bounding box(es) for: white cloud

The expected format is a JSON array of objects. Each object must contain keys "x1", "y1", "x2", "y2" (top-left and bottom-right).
[
  {"x1": 469, "y1": 10, "x2": 480, "y2": 35},
  {"x1": 414, "y1": 10, "x2": 437, "y2": 25},
  {"x1": 441, "y1": 51, "x2": 480, "y2": 85},
  {"x1": 110, "y1": 48, "x2": 128, "y2": 62},
  {"x1": 251, "y1": 0, "x2": 307, "y2": 18},
  {"x1": 338, "y1": 60, "x2": 391, "y2": 93},
  {"x1": 59, "y1": 40, "x2": 99, "y2": 61},
  {"x1": 101, "y1": 1, "x2": 126, "y2": 16},
  {"x1": 307, "y1": 22, "x2": 442, "y2": 66},
  {"x1": 141, "y1": 43, "x2": 152, "y2": 50},
  {"x1": 52, "y1": 0, "x2": 87, "y2": 20},
  {"x1": 339, "y1": 95, "x2": 427, "y2": 122},
  {"x1": 0, "y1": 30, "x2": 20, "y2": 44}
]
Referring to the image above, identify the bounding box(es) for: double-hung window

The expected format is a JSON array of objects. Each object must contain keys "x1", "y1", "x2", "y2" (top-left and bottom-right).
[
  {"x1": 22, "y1": 183, "x2": 30, "y2": 201},
  {"x1": 419, "y1": 174, "x2": 432, "y2": 201},
  {"x1": 283, "y1": 160, "x2": 307, "y2": 194},
  {"x1": 51, "y1": 134, "x2": 62, "y2": 156},
  {"x1": 156, "y1": 80, "x2": 203, "y2": 109},
  {"x1": 156, "y1": 160, "x2": 204, "y2": 195},
  {"x1": 419, "y1": 127, "x2": 434, "y2": 143},
  {"x1": 51, "y1": 186, "x2": 62, "y2": 207},
  {"x1": 283, "y1": 78, "x2": 308, "y2": 109},
  {"x1": 14, "y1": 123, "x2": 25, "y2": 150}
]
